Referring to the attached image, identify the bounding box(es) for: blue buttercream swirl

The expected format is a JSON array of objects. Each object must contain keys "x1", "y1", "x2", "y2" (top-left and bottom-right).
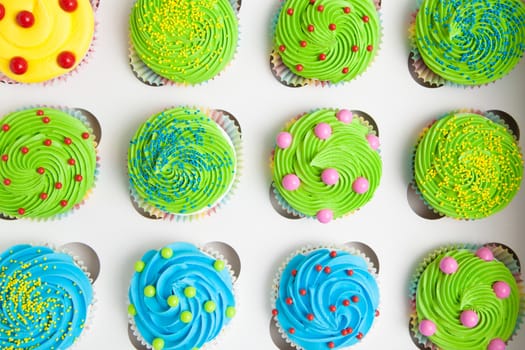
[
  {"x1": 0, "y1": 244, "x2": 93, "y2": 350},
  {"x1": 128, "y1": 242, "x2": 236, "y2": 350},
  {"x1": 275, "y1": 248, "x2": 379, "y2": 349}
]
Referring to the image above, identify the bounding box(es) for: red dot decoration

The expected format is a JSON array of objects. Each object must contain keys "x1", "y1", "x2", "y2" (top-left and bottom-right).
[
  {"x1": 17, "y1": 208, "x2": 25, "y2": 215},
  {"x1": 352, "y1": 296, "x2": 359, "y2": 303},
  {"x1": 3, "y1": 178, "x2": 11, "y2": 186},
  {"x1": 36, "y1": 110, "x2": 44, "y2": 116},
  {"x1": 315, "y1": 264, "x2": 322, "y2": 272},
  {"x1": 68, "y1": 158, "x2": 76, "y2": 165},
  {"x1": 375, "y1": 309, "x2": 380, "y2": 317},
  {"x1": 342, "y1": 67, "x2": 349, "y2": 74},
  {"x1": 329, "y1": 23, "x2": 336, "y2": 31},
  {"x1": 55, "y1": 182, "x2": 63, "y2": 189},
  {"x1": 81, "y1": 132, "x2": 90, "y2": 139},
  {"x1": 328, "y1": 342, "x2": 335, "y2": 349},
  {"x1": 317, "y1": 5, "x2": 324, "y2": 12},
  {"x1": 324, "y1": 266, "x2": 331, "y2": 274},
  {"x1": 299, "y1": 289, "x2": 307, "y2": 296},
  {"x1": 60, "y1": 200, "x2": 68, "y2": 207},
  {"x1": 329, "y1": 305, "x2": 336, "y2": 312},
  {"x1": 352, "y1": 45, "x2": 359, "y2": 52},
  {"x1": 42, "y1": 116, "x2": 50, "y2": 123},
  {"x1": 286, "y1": 8, "x2": 294, "y2": 15},
  {"x1": 300, "y1": 40, "x2": 307, "y2": 47},
  {"x1": 307, "y1": 24, "x2": 315, "y2": 32},
  {"x1": 347, "y1": 269, "x2": 354, "y2": 276},
  {"x1": 1, "y1": 155, "x2": 7, "y2": 162},
  {"x1": 2, "y1": 124, "x2": 9, "y2": 131},
  {"x1": 60, "y1": 0, "x2": 78, "y2": 12},
  {"x1": 342, "y1": 299, "x2": 350, "y2": 306},
  {"x1": 289, "y1": 328, "x2": 295, "y2": 334},
  {"x1": 40, "y1": 193, "x2": 48, "y2": 200},
  {"x1": 362, "y1": 16, "x2": 370, "y2": 23},
  {"x1": 330, "y1": 251, "x2": 337, "y2": 258},
  {"x1": 367, "y1": 45, "x2": 374, "y2": 52},
  {"x1": 37, "y1": 167, "x2": 45, "y2": 174},
  {"x1": 343, "y1": 7, "x2": 351, "y2": 14},
  {"x1": 64, "y1": 137, "x2": 72, "y2": 145},
  {"x1": 16, "y1": 11, "x2": 35, "y2": 28},
  {"x1": 0, "y1": 4, "x2": 5, "y2": 20},
  {"x1": 43, "y1": 139, "x2": 52, "y2": 146},
  {"x1": 357, "y1": 333, "x2": 363, "y2": 340},
  {"x1": 75, "y1": 174, "x2": 83, "y2": 182},
  {"x1": 306, "y1": 313, "x2": 314, "y2": 321},
  {"x1": 309, "y1": 0, "x2": 316, "y2": 4},
  {"x1": 295, "y1": 64, "x2": 304, "y2": 72},
  {"x1": 20, "y1": 147, "x2": 28, "y2": 154},
  {"x1": 279, "y1": 45, "x2": 286, "y2": 52},
  {"x1": 346, "y1": 327, "x2": 353, "y2": 334},
  {"x1": 272, "y1": 309, "x2": 278, "y2": 316},
  {"x1": 286, "y1": 297, "x2": 293, "y2": 305},
  {"x1": 291, "y1": 269, "x2": 297, "y2": 276},
  {"x1": 57, "y1": 51, "x2": 76, "y2": 69},
  {"x1": 10, "y1": 57, "x2": 28, "y2": 75},
  {"x1": 319, "y1": 53, "x2": 327, "y2": 61}
]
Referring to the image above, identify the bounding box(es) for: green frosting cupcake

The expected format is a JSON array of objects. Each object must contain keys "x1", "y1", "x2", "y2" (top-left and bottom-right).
[
  {"x1": 411, "y1": 246, "x2": 523, "y2": 350},
  {"x1": 128, "y1": 107, "x2": 238, "y2": 219},
  {"x1": 129, "y1": 0, "x2": 239, "y2": 85},
  {"x1": 272, "y1": 109, "x2": 382, "y2": 223},
  {"x1": 0, "y1": 107, "x2": 97, "y2": 219},
  {"x1": 413, "y1": 111, "x2": 523, "y2": 219},
  {"x1": 274, "y1": 0, "x2": 381, "y2": 84},
  {"x1": 413, "y1": 0, "x2": 525, "y2": 86}
]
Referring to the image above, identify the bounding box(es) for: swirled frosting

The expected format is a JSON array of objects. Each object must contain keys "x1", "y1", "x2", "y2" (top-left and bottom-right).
[
  {"x1": 273, "y1": 248, "x2": 379, "y2": 349},
  {"x1": 0, "y1": 0, "x2": 95, "y2": 83},
  {"x1": 128, "y1": 107, "x2": 236, "y2": 216},
  {"x1": 274, "y1": 0, "x2": 381, "y2": 83},
  {"x1": 0, "y1": 244, "x2": 93, "y2": 349},
  {"x1": 129, "y1": 0, "x2": 238, "y2": 84},
  {"x1": 415, "y1": 249, "x2": 520, "y2": 349},
  {"x1": 414, "y1": 112, "x2": 523, "y2": 219},
  {"x1": 272, "y1": 109, "x2": 381, "y2": 222},
  {"x1": 0, "y1": 107, "x2": 97, "y2": 219},
  {"x1": 414, "y1": 0, "x2": 525, "y2": 85},
  {"x1": 128, "y1": 242, "x2": 236, "y2": 350}
]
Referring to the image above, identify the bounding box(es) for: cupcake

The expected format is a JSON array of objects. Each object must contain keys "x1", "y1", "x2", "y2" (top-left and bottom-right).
[
  {"x1": 0, "y1": 106, "x2": 99, "y2": 220},
  {"x1": 129, "y1": 0, "x2": 240, "y2": 86},
  {"x1": 271, "y1": 0, "x2": 382, "y2": 87},
  {"x1": 0, "y1": 243, "x2": 94, "y2": 349},
  {"x1": 128, "y1": 106, "x2": 241, "y2": 220},
  {"x1": 128, "y1": 242, "x2": 237, "y2": 350},
  {"x1": 409, "y1": 244, "x2": 525, "y2": 350},
  {"x1": 271, "y1": 245, "x2": 380, "y2": 349},
  {"x1": 0, "y1": 0, "x2": 98, "y2": 84},
  {"x1": 408, "y1": 0, "x2": 525, "y2": 87},
  {"x1": 412, "y1": 110, "x2": 523, "y2": 220},
  {"x1": 271, "y1": 108, "x2": 382, "y2": 223}
]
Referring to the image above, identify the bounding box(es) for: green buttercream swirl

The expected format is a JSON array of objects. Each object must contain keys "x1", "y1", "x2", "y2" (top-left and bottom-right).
[
  {"x1": 130, "y1": 0, "x2": 238, "y2": 84},
  {"x1": 0, "y1": 108, "x2": 97, "y2": 219},
  {"x1": 414, "y1": 112, "x2": 523, "y2": 219},
  {"x1": 415, "y1": 0, "x2": 525, "y2": 85},
  {"x1": 273, "y1": 109, "x2": 382, "y2": 219},
  {"x1": 274, "y1": 0, "x2": 381, "y2": 83},
  {"x1": 128, "y1": 107, "x2": 236, "y2": 215},
  {"x1": 416, "y1": 249, "x2": 520, "y2": 349}
]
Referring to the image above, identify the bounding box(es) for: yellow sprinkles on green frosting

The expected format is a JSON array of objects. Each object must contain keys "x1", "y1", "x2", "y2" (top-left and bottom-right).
[
  {"x1": 414, "y1": 112, "x2": 523, "y2": 219},
  {"x1": 130, "y1": 0, "x2": 238, "y2": 84}
]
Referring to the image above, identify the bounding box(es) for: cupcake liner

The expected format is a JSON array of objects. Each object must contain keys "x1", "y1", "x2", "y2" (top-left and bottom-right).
[
  {"x1": 269, "y1": 109, "x2": 380, "y2": 221},
  {"x1": 270, "y1": 0, "x2": 383, "y2": 88},
  {"x1": 128, "y1": 242, "x2": 239, "y2": 350},
  {"x1": 0, "y1": 105, "x2": 101, "y2": 221},
  {"x1": 128, "y1": 0, "x2": 241, "y2": 86},
  {"x1": 409, "y1": 109, "x2": 522, "y2": 220},
  {"x1": 129, "y1": 107, "x2": 243, "y2": 222},
  {"x1": 0, "y1": 0, "x2": 100, "y2": 85},
  {"x1": 408, "y1": 243, "x2": 525, "y2": 350},
  {"x1": 271, "y1": 243, "x2": 380, "y2": 350}
]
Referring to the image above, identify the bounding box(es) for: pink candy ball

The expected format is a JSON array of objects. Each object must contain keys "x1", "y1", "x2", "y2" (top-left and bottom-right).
[
  {"x1": 316, "y1": 209, "x2": 333, "y2": 224},
  {"x1": 336, "y1": 109, "x2": 353, "y2": 123},
  {"x1": 476, "y1": 247, "x2": 494, "y2": 261},
  {"x1": 487, "y1": 338, "x2": 506, "y2": 350},
  {"x1": 419, "y1": 320, "x2": 436, "y2": 337},
  {"x1": 460, "y1": 310, "x2": 479, "y2": 328},
  {"x1": 366, "y1": 134, "x2": 380, "y2": 150},
  {"x1": 276, "y1": 132, "x2": 293, "y2": 149},
  {"x1": 439, "y1": 256, "x2": 458, "y2": 274},
  {"x1": 314, "y1": 123, "x2": 332, "y2": 140},
  {"x1": 282, "y1": 174, "x2": 300, "y2": 191},
  {"x1": 352, "y1": 177, "x2": 369, "y2": 194},
  {"x1": 321, "y1": 168, "x2": 339, "y2": 185},
  {"x1": 493, "y1": 281, "x2": 511, "y2": 299}
]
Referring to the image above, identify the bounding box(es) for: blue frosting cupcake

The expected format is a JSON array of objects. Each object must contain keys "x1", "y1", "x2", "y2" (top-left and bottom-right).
[
  {"x1": 128, "y1": 242, "x2": 236, "y2": 350},
  {"x1": 0, "y1": 244, "x2": 94, "y2": 349},
  {"x1": 271, "y1": 246, "x2": 380, "y2": 349}
]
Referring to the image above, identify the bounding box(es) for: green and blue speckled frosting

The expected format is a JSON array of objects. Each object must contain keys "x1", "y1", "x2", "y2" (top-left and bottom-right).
[
  {"x1": 128, "y1": 107, "x2": 237, "y2": 218},
  {"x1": 413, "y1": 0, "x2": 525, "y2": 85},
  {"x1": 0, "y1": 244, "x2": 93, "y2": 350},
  {"x1": 128, "y1": 242, "x2": 236, "y2": 350}
]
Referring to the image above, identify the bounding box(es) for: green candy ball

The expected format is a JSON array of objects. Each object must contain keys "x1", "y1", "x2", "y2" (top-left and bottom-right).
[
  {"x1": 135, "y1": 260, "x2": 145, "y2": 273},
  {"x1": 184, "y1": 286, "x2": 196, "y2": 298},
  {"x1": 160, "y1": 247, "x2": 173, "y2": 259},
  {"x1": 152, "y1": 338, "x2": 164, "y2": 350},
  {"x1": 180, "y1": 310, "x2": 193, "y2": 323},
  {"x1": 213, "y1": 260, "x2": 225, "y2": 271},
  {"x1": 144, "y1": 285, "x2": 156, "y2": 297},
  {"x1": 204, "y1": 300, "x2": 216, "y2": 313},
  {"x1": 226, "y1": 306, "x2": 236, "y2": 318},
  {"x1": 128, "y1": 304, "x2": 137, "y2": 316},
  {"x1": 167, "y1": 295, "x2": 179, "y2": 307}
]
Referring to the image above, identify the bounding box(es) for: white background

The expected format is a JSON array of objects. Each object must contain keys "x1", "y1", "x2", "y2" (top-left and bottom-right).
[{"x1": 1, "y1": 0, "x2": 524, "y2": 349}]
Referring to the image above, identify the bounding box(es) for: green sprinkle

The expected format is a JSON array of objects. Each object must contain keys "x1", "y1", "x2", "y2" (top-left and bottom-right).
[
  {"x1": 160, "y1": 247, "x2": 173, "y2": 259},
  {"x1": 128, "y1": 304, "x2": 137, "y2": 316},
  {"x1": 184, "y1": 286, "x2": 196, "y2": 298},
  {"x1": 135, "y1": 261, "x2": 145, "y2": 272},
  {"x1": 204, "y1": 300, "x2": 216, "y2": 313},
  {"x1": 152, "y1": 338, "x2": 164, "y2": 350},
  {"x1": 144, "y1": 285, "x2": 156, "y2": 297},
  {"x1": 226, "y1": 306, "x2": 236, "y2": 318},
  {"x1": 167, "y1": 295, "x2": 179, "y2": 307},
  {"x1": 180, "y1": 310, "x2": 193, "y2": 323},
  {"x1": 213, "y1": 260, "x2": 225, "y2": 271}
]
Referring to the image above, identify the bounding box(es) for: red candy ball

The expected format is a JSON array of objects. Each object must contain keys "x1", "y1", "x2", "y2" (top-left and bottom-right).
[
  {"x1": 40, "y1": 193, "x2": 48, "y2": 200},
  {"x1": 291, "y1": 269, "x2": 297, "y2": 276},
  {"x1": 272, "y1": 309, "x2": 278, "y2": 316},
  {"x1": 37, "y1": 167, "x2": 45, "y2": 174},
  {"x1": 289, "y1": 328, "x2": 295, "y2": 334},
  {"x1": 1, "y1": 155, "x2": 7, "y2": 161},
  {"x1": 60, "y1": 0, "x2": 78, "y2": 12},
  {"x1": 0, "y1": 4, "x2": 5, "y2": 20},
  {"x1": 299, "y1": 289, "x2": 307, "y2": 296},
  {"x1": 357, "y1": 333, "x2": 363, "y2": 340},
  {"x1": 10, "y1": 57, "x2": 28, "y2": 75},
  {"x1": 324, "y1": 266, "x2": 331, "y2": 274},
  {"x1": 342, "y1": 299, "x2": 350, "y2": 306},
  {"x1": 55, "y1": 182, "x2": 63, "y2": 189},
  {"x1": 367, "y1": 45, "x2": 374, "y2": 52},
  {"x1": 64, "y1": 137, "x2": 72, "y2": 145},
  {"x1": 309, "y1": 0, "x2": 316, "y2": 4},
  {"x1": 16, "y1": 11, "x2": 35, "y2": 28},
  {"x1": 306, "y1": 314, "x2": 314, "y2": 321},
  {"x1": 3, "y1": 178, "x2": 11, "y2": 186},
  {"x1": 330, "y1": 251, "x2": 337, "y2": 258},
  {"x1": 17, "y1": 208, "x2": 25, "y2": 215},
  {"x1": 352, "y1": 296, "x2": 359, "y2": 303},
  {"x1": 315, "y1": 264, "x2": 322, "y2": 272},
  {"x1": 352, "y1": 45, "x2": 359, "y2": 52},
  {"x1": 60, "y1": 200, "x2": 68, "y2": 207},
  {"x1": 43, "y1": 139, "x2": 52, "y2": 146},
  {"x1": 342, "y1": 67, "x2": 349, "y2": 74},
  {"x1": 362, "y1": 16, "x2": 370, "y2": 23},
  {"x1": 2, "y1": 124, "x2": 9, "y2": 131},
  {"x1": 68, "y1": 158, "x2": 76, "y2": 165},
  {"x1": 300, "y1": 40, "x2": 307, "y2": 47},
  {"x1": 343, "y1": 7, "x2": 351, "y2": 14},
  {"x1": 42, "y1": 116, "x2": 50, "y2": 123},
  {"x1": 329, "y1": 305, "x2": 336, "y2": 312},
  {"x1": 295, "y1": 64, "x2": 304, "y2": 72},
  {"x1": 82, "y1": 132, "x2": 90, "y2": 139},
  {"x1": 36, "y1": 110, "x2": 44, "y2": 116},
  {"x1": 328, "y1": 342, "x2": 335, "y2": 349},
  {"x1": 57, "y1": 51, "x2": 76, "y2": 69},
  {"x1": 329, "y1": 23, "x2": 336, "y2": 31},
  {"x1": 75, "y1": 174, "x2": 83, "y2": 182},
  {"x1": 307, "y1": 24, "x2": 315, "y2": 32},
  {"x1": 319, "y1": 53, "x2": 327, "y2": 61},
  {"x1": 279, "y1": 45, "x2": 286, "y2": 52},
  {"x1": 317, "y1": 5, "x2": 324, "y2": 12},
  {"x1": 286, "y1": 297, "x2": 293, "y2": 305},
  {"x1": 20, "y1": 147, "x2": 28, "y2": 154},
  {"x1": 286, "y1": 8, "x2": 294, "y2": 15},
  {"x1": 347, "y1": 269, "x2": 354, "y2": 276}
]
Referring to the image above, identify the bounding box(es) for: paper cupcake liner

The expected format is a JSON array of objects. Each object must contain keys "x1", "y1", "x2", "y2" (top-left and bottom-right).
[
  {"x1": 0, "y1": 105, "x2": 101, "y2": 222},
  {"x1": 408, "y1": 243, "x2": 525, "y2": 350},
  {"x1": 409, "y1": 109, "x2": 521, "y2": 220},
  {"x1": 270, "y1": 0, "x2": 383, "y2": 88},
  {"x1": 271, "y1": 243, "x2": 380, "y2": 350},
  {"x1": 128, "y1": 242, "x2": 239, "y2": 350},
  {"x1": 128, "y1": 0, "x2": 241, "y2": 87},
  {"x1": 269, "y1": 109, "x2": 379, "y2": 221},
  {"x1": 129, "y1": 107, "x2": 243, "y2": 222},
  {"x1": 0, "y1": 0, "x2": 100, "y2": 86}
]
